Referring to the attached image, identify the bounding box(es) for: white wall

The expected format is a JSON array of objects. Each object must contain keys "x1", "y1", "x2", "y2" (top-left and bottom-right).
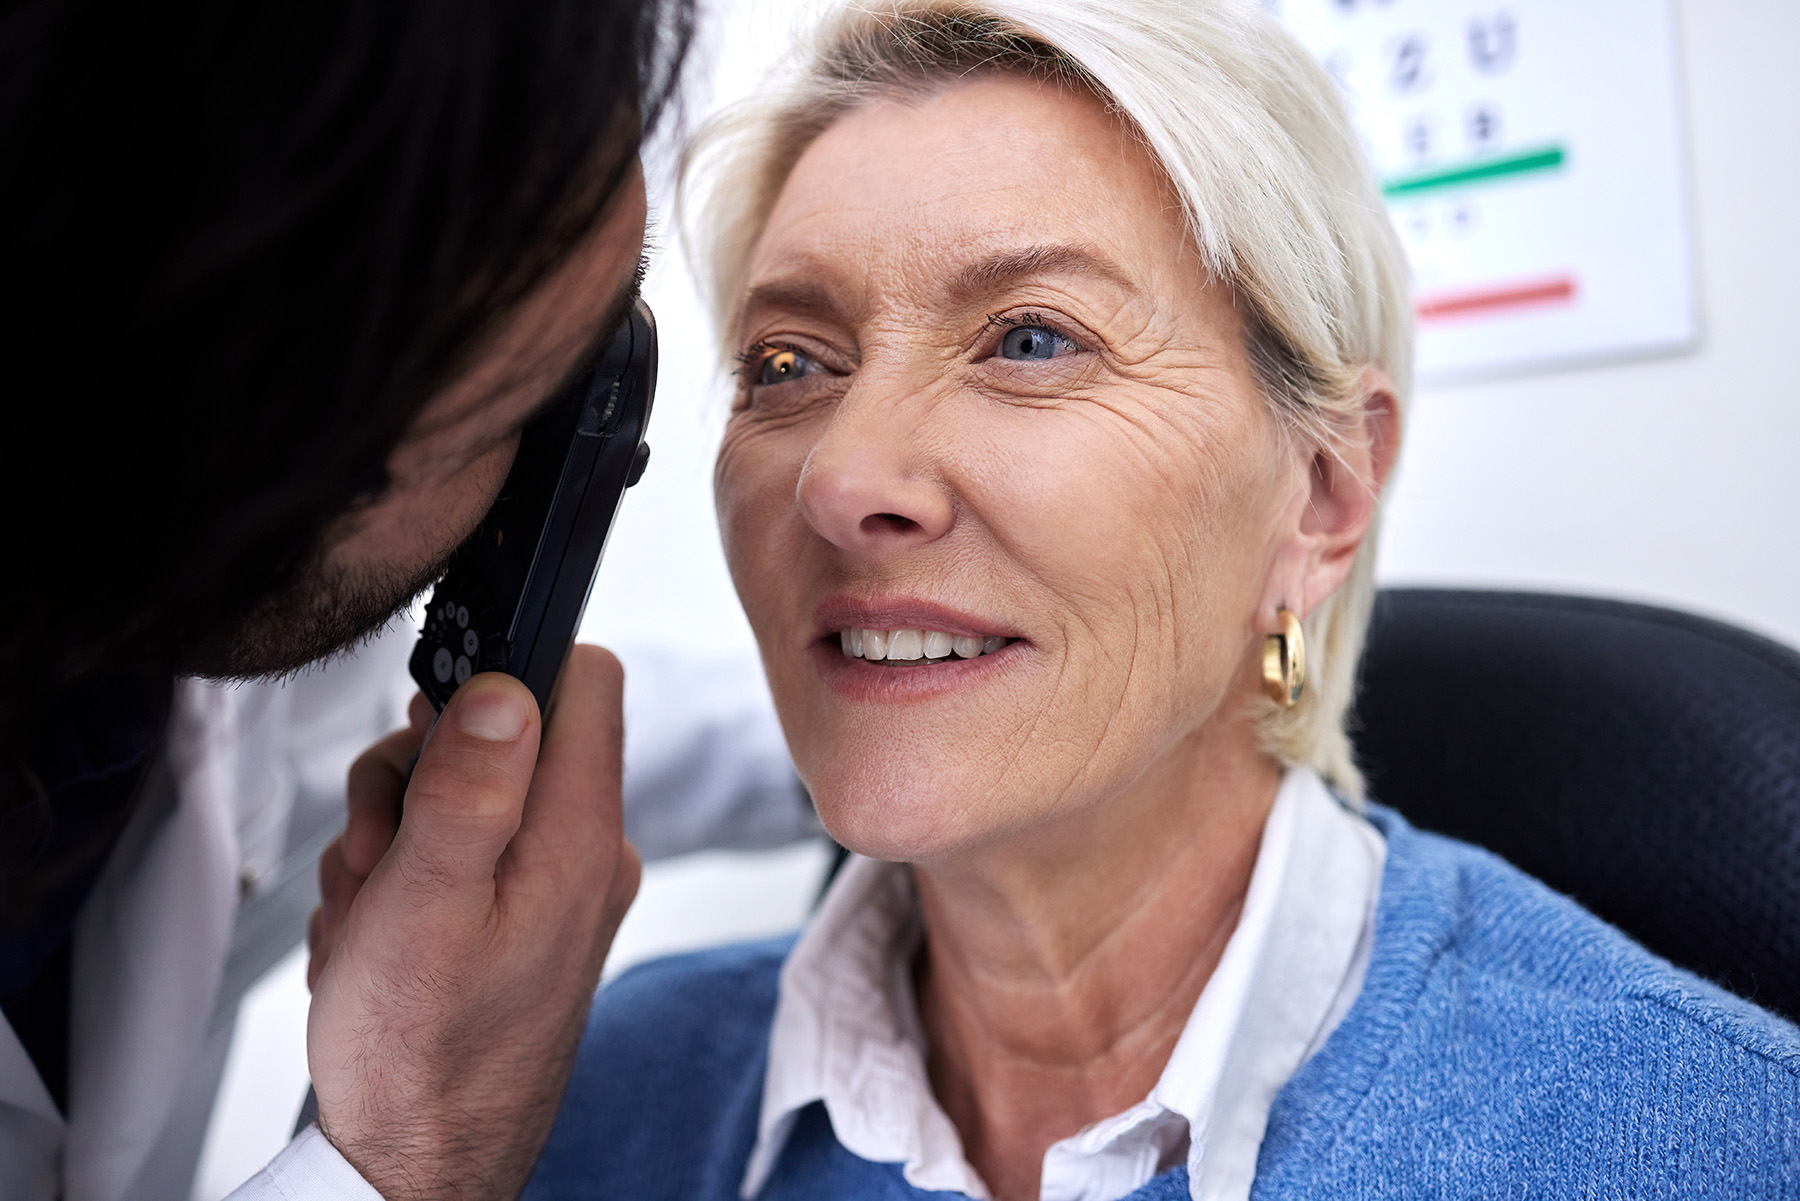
[
  {"x1": 192, "y1": 1, "x2": 1800, "y2": 1195},
  {"x1": 1378, "y1": 0, "x2": 1800, "y2": 648}
]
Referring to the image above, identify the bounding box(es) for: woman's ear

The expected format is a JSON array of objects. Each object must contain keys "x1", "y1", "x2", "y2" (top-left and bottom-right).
[{"x1": 1261, "y1": 368, "x2": 1402, "y2": 623}]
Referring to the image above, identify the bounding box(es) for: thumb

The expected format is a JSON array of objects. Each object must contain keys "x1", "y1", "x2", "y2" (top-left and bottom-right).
[{"x1": 385, "y1": 672, "x2": 542, "y2": 907}]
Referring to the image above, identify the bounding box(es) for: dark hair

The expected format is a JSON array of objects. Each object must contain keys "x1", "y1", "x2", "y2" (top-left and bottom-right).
[{"x1": 0, "y1": 0, "x2": 692, "y2": 906}]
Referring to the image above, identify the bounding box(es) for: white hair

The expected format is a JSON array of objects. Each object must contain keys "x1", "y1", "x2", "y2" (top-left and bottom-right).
[{"x1": 682, "y1": 0, "x2": 1412, "y2": 796}]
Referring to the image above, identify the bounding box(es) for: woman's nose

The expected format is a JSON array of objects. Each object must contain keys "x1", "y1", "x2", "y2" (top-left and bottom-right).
[{"x1": 795, "y1": 399, "x2": 954, "y2": 555}]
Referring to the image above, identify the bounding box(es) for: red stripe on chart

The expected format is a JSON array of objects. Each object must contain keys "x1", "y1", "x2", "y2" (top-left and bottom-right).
[{"x1": 1416, "y1": 275, "x2": 1577, "y2": 322}]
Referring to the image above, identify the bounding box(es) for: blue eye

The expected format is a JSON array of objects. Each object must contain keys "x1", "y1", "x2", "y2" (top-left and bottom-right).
[
  {"x1": 1000, "y1": 324, "x2": 1077, "y2": 361},
  {"x1": 757, "y1": 347, "x2": 816, "y2": 385}
]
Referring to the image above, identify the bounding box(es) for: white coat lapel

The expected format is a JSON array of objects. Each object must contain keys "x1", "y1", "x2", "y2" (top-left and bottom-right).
[
  {"x1": 64, "y1": 680, "x2": 243, "y2": 1201},
  {"x1": 0, "y1": 1011, "x2": 63, "y2": 1201}
]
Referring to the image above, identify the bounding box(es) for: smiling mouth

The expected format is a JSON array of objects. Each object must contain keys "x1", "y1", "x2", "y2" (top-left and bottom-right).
[{"x1": 835, "y1": 627, "x2": 1016, "y2": 664}]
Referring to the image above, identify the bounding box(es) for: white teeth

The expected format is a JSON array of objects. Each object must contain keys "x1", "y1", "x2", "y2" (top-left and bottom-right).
[
  {"x1": 837, "y1": 627, "x2": 1013, "y2": 661},
  {"x1": 886, "y1": 629, "x2": 924, "y2": 660}
]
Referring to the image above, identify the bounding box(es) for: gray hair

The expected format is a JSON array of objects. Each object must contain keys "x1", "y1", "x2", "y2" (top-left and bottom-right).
[{"x1": 682, "y1": 0, "x2": 1412, "y2": 796}]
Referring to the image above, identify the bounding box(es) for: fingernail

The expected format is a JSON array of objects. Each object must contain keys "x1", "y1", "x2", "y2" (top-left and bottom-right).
[{"x1": 453, "y1": 685, "x2": 529, "y2": 742}]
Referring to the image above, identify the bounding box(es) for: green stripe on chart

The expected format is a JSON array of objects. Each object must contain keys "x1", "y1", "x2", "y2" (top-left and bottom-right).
[{"x1": 1384, "y1": 146, "x2": 1566, "y2": 197}]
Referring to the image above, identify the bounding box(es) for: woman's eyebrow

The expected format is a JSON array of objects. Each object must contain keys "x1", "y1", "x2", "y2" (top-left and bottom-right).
[
  {"x1": 738, "y1": 280, "x2": 839, "y2": 325},
  {"x1": 945, "y1": 244, "x2": 1135, "y2": 305}
]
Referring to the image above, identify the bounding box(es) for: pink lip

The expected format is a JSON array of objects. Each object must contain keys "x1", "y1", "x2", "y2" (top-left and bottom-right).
[
  {"x1": 808, "y1": 595, "x2": 1027, "y2": 704},
  {"x1": 812, "y1": 595, "x2": 1021, "y2": 642}
]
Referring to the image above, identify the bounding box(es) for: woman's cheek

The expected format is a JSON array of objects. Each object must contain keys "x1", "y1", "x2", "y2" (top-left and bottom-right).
[
  {"x1": 1005, "y1": 407, "x2": 1260, "y2": 704},
  {"x1": 984, "y1": 416, "x2": 1188, "y2": 600},
  {"x1": 715, "y1": 424, "x2": 806, "y2": 627}
]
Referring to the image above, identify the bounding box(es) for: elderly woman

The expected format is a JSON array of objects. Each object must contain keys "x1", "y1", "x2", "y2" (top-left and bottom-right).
[{"x1": 528, "y1": 1, "x2": 1800, "y2": 1197}]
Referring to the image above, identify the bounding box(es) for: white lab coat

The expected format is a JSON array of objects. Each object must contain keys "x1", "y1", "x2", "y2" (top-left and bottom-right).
[{"x1": 0, "y1": 626, "x2": 811, "y2": 1201}]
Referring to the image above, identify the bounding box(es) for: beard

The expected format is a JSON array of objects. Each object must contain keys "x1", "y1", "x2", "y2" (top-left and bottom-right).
[{"x1": 184, "y1": 542, "x2": 453, "y2": 681}]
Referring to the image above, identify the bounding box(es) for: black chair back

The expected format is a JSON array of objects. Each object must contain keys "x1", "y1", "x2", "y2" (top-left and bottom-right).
[{"x1": 1355, "y1": 589, "x2": 1800, "y2": 1021}]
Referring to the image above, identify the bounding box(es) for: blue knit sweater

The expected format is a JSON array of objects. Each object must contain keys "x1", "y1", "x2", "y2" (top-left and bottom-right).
[{"x1": 526, "y1": 808, "x2": 1800, "y2": 1199}]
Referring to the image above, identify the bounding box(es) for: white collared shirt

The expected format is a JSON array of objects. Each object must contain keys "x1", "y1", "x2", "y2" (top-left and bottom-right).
[{"x1": 743, "y1": 768, "x2": 1386, "y2": 1201}]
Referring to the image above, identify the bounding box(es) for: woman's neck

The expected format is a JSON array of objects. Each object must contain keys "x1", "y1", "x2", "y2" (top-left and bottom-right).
[{"x1": 911, "y1": 721, "x2": 1281, "y2": 1201}]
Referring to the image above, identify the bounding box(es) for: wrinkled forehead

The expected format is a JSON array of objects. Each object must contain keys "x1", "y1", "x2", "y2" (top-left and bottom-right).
[{"x1": 737, "y1": 74, "x2": 1202, "y2": 333}]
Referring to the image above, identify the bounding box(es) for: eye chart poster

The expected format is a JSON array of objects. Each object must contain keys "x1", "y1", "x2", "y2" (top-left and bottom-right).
[{"x1": 1273, "y1": 0, "x2": 1698, "y2": 383}]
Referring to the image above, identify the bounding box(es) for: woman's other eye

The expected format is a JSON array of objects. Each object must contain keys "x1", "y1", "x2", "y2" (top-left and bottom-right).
[{"x1": 997, "y1": 323, "x2": 1080, "y2": 361}]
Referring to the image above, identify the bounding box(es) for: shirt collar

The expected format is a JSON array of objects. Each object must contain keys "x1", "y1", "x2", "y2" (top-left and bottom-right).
[{"x1": 743, "y1": 768, "x2": 1385, "y2": 1201}]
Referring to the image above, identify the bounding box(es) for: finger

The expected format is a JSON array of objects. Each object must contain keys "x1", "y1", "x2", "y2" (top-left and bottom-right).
[
  {"x1": 318, "y1": 835, "x2": 362, "y2": 928},
  {"x1": 498, "y1": 645, "x2": 626, "y2": 898},
  {"x1": 408, "y1": 690, "x2": 436, "y2": 733},
  {"x1": 593, "y1": 838, "x2": 643, "y2": 975},
  {"x1": 343, "y1": 722, "x2": 426, "y2": 876},
  {"x1": 607, "y1": 838, "x2": 643, "y2": 919},
  {"x1": 311, "y1": 838, "x2": 361, "y2": 990},
  {"x1": 306, "y1": 905, "x2": 327, "y2": 991},
  {"x1": 383, "y1": 671, "x2": 540, "y2": 903}
]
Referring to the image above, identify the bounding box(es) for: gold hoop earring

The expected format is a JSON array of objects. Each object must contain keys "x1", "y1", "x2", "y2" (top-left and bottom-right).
[{"x1": 1262, "y1": 608, "x2": 1306, "y2": 708}]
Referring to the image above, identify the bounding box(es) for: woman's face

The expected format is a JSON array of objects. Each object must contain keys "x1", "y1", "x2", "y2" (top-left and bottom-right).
[{"x1": 716, "y1": 76, "x2": 1317, "y2": 860}]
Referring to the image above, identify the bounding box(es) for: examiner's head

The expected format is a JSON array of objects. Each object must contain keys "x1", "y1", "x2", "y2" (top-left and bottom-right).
[
  {"x1": 0, "y1": 0, "x2": 689, "y2": 913},
  {"x1": 0, "y1": 1, "x2": 695, "y2": 694},
  {"x1": 692, "y1": 0, "x2": 1409, "y2": 856}
]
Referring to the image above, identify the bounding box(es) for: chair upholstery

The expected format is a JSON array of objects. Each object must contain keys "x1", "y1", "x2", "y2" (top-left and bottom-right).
[{"x1": 1355, "y1": 588, "x2": 1800, "y2": 1021}]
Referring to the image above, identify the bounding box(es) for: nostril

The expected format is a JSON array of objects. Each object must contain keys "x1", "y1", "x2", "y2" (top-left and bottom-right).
[{"x1": 863, "y1": 512, "x2": 918, "y2": 534}]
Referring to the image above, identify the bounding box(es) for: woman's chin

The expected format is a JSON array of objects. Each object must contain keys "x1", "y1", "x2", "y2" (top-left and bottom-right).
[{"x1": 809, "y1": 769, "x2": 1004, "y2": 863}]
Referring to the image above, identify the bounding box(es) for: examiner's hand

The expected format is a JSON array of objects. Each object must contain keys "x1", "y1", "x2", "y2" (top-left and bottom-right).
[{"x1": 304, "y1": 646, "x2": 641, "y2": 1201}]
